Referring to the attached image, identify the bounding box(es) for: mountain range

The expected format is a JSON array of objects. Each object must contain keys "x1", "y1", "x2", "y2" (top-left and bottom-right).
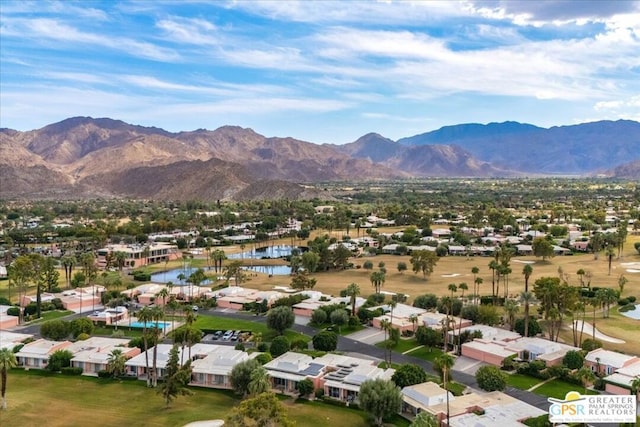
[{"x1": 1, "y1": 117, "x2": 639, "y2": 200}]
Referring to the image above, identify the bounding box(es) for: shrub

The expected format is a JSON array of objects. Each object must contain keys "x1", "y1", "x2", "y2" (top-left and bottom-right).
[
  {"x1": 312, "y1": 330, "x2": 338, "y2": 352},
  {"x1": 461, "y1": 305, "x2": 480, "y2": 322},
  {"x1": 413, "y1": 294, "x2": 439, "y2": 309},
  {"x1": 269, "y1": 336, "x2": 290, "y2": 358},
  {"x1": 47, "y1": 349, "x2": 73, "y2": 372},
  {"x1": 41, "y1": 320, "x2": 70, "y2": 341},
  {"x1": 618, "y1": 298, "x2": 629, "y2": 306},
  {"x1": 562, "y1": 350, "x2": 585, "y2": 370},
  {"x1": 0, "y1": 297, "x2": 11, "y2": 305},
  {"x1": 97, "y1": 370, "x2": 111, "y2": 378},
  {"x1": 581, "y1": 338, "x2": 603, "y2": 352},
  {"x1": 348, "y1": 316, "x2": 360, "y2": 327},
  {"x1": 311, "y1": 308, "x2": 328, "y2": 325},
  {"x1": 290, "y1": 338, "x2": 308, "y2": 351},
  {"x1": 255, "y1": 353, "x2": 272, "y2": 365},
  {"x1": 257, "y1": 342, "x2": 269, "y2": 352},
  {"x1": 70, "y1": 318, "x2": 94, "y2": 338},
  {"x1": 132, "y1": 271, "x2": 151, "y2": 281},
  {"x1": 234, "y1": 343, "x2": 245, "y2": 351},
  {"x1": 628, "y1": 296, "x2": 637, "y2": 303},
  {"x1": 61, "y1": 367, "x2": 83, "y2": 376},
  {"x1": 501, "y1": 355, "x2": 517, "y2": 371},
  {"x1": 24, "y1": 303, "x2": 38, "y2": 316},
  {"x1": 620, "y1": 303, "x2": 636, "y2": 312},
  {"x1": 475, "y1": 365, "x2": 507, "y2": 391},
  {"x1": 76, "y1": 333, "x2": 90, "y2": 341},
  {"x1": 51, "y1": 298, "x2": 65, "y2": 310},
  {"x1": 6, "y1": 307, "x2": 20, "y2": 316}
]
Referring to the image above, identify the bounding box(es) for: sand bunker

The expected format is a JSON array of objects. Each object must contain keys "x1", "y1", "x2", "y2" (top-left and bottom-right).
[
  {"x1": 183, "y1": 421, "x2": 224, "y2": 427},
  {"x1": 572, "y1": 320, "x2": 625, "y2": 344},
  {"x1": 626, "y1": 269, "x2": 640, "y2": 273},
  {"x1": 441, "y1": 273, "x2": 461, "y2": 278},
  {"x1": 513, "y1": 260, "x2": 535, "y2": 264}
]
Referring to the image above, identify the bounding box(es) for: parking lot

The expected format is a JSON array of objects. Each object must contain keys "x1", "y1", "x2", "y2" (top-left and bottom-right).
[{"x1": 202, "y1": 329, "x2": 253, "y2": 344}]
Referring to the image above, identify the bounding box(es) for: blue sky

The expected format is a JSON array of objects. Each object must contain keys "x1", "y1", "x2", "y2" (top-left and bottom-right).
[{"x1": 1, "y1": 0, "x2": 639, "y2": 144}]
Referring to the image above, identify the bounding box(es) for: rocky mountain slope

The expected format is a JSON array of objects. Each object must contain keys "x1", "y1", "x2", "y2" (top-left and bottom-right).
[{"x1": 1, "y1": 117, "x2": 638, "y2": 200}]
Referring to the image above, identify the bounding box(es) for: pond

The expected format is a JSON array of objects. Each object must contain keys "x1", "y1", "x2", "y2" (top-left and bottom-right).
[
  {"x1": 227, "y1": 245, "x2": 299, "y2": 260},
  {"x1": 619, "y1": 304, "x2": 640, "y2": 320},
  {"x1": 244, "y1": 265, "x2": 292, "y2": 276},
  {"x1": 150, "y1": 267, "x2": 214, "y2": 285}
]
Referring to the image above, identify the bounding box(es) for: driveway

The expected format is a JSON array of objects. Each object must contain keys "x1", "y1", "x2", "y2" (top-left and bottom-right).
[
  {"x1": 453, "y1": 355, "x2": 487, "y2": 375},
  {"x1": 345, "y1": 327, "x2": 386, "y2": 345}
]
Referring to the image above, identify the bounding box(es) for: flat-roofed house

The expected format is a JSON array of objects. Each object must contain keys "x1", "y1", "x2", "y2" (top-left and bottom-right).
[
  {"x1": 15, "y1": 339, "x2": 72, "y2": 369},
  {"x1": 69, "y1": 337, "x2": 140, "y2": 376},
  {"x1": 315, "y1": 353, "x2": 395, "y2": 404},
  {"x1": 461, "y1": 339, "x2": 518, "y2": 366},
  {"x1": 603, "y1": 359, "x2": 640, "y2": 396},
  {"x1": 96, "y1": 242, "x2": 178, "y2": 269},
  {"x1": 0, "y1": 331, "x2": 33, "y2": 351},
  {"x1": 189, "y1": 345, "x2": 251, "y2": 389},
  {"x1": 585, "y1": 348, "x2": 640, "y2": 376},
  {"x1": 462, "y1": 336, "x2": 578, "y2": 367},
  {"x1": 264, "y1": 352, "x2": 325, "y2": 394},
  {"x1": 0, "y1": 305, "x2": 19, "y2": 329},
  {"x1": 401, "y1": 381, "x2": 452, "y2": 416}
]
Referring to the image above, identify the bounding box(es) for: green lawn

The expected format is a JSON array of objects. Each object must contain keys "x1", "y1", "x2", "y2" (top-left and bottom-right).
[
  {"x1": 93, "y1": 326, "x2": 143, "y2": 338},
  {"x1": 506, "y1": 373, "x2": 544, "y2": 390},
  {"x1": 375, "y1": 337, "x2": 421, "y2": 354},
  {"x1": 404, "y1": 346, "x2": 444, "y2": 362},
  {"x1": 27, "y1": 310, "x2": 74, "y2": 323},
  {"x1": 446, "y1": 381, "x2": 467, "y2": 396},
  {"x1": 4, "y1": 369, "x2": 386, "y2": 427},
  {"x1": 532, "y1": 379, "x2": 599, "y2": 399}
]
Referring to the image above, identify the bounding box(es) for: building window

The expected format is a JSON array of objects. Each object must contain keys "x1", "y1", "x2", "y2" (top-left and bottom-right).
[
  {"x1": 273, "y1": 377, "x2": 287, "y2": 388},
  {"x1": 328, "y1": 386, "x2": 341, "y2": 398}
]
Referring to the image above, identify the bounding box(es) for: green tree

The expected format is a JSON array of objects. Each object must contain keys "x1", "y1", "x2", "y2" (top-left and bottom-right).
[
  {"x1": 363, "y1": 260, "x2": 374, "y2": 271},
  {"x1": 296, "y1": 378, "x2": 314, "y2": 398},
  {"x1": 562, "y1": 350, "x2": 585, "y2": 370},
  {"x1": 630, "y1": 376, "x2": 640, "y2": 401},
  {"x1": 290, "y1": 272, "x2": 316, "y2": 291},
  {"x1": 434, "y1": 353, "x2": 455, "y2": 387},
  {"x1": 514, "y1": 317, "x2": 542, "y2": 337},
  {"x1": 226, "y1": 392, "x2": 294, "y2": 427},
  {"x1": 47, "y1": 349, "x2": 73, "y2": 372},
  {"x1": 410, "y1": 250, "x2": 439, "y2": 279},
  {"x1": 106, "y1": 348, "x2": 128, "y2": 378},
  {"x1": 346, "y1": 282, "x2": 360, "y2": 316},
  {"x1": 310, "y1": 308, "x2": 327, "y2": 325},
  {"x1": 248, "y1": 366, "x2": 271, "y2": 396},
  {"x1": 391, "y1": 364, "x2": 428, "y2": 388},
  {"x1": 410, "y1": 411, "x2": 439, "y2": 427},
  {"x1": 532, "y1": 237, "x2": 554, "y2": 260},
  {"x1": 576, "y1": 366, "x2": 596, "y2": 394},
  {"x1": 40, "y1": 320, "x2": 70, "y2": 341},
  {"x1": 475, "y1": 365, "x2": 507, "y2": 391},
  {"x1": 301, "y1": 251, "x2": 320, "y2": 273},
  {"x1": 415, "y1": 326, "x2": 442, "y2": 351},
  {"x1": 503, "y1": 299, "x2": 520, "y2": 331},
  {"x1": 60, "y1": 254, "x2": 76, "y2": 289},
  {"x1": 266, "y1": 306, "x2": 295, "y2": 336},
  {"x1": 158, "y1": 344, "x2": 193, "y2": 407},
  {"x1": 0, "y1": 347, "x2": 18, "y2": 410},
  {"x1": 330, "y1": 308, "x2": 349, "y2": 333},
  {"x1": 230, "y1": 359, "x2": 262, "y2": 397},
  {"x1": 269, "y1": 336, "x2": 290, "y2": 358},
  {"x1": 358, "y1": 378, "x2": 402, "y2": 427},
  {"x1": 397, "y1": 261, "x2": 407, "y2": 274},
  {"x1": 312, "y1": 330, "x2": 338, "y2": 351},
  {"x1": 70, "y1": 317, "x2": 94, "y2": 338},
  {"x1": 369, "y1": 270, "x2": 386, "y2": 294}
]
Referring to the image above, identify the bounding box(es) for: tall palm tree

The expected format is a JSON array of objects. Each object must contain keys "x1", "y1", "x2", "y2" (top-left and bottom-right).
[
  {"x1": 137, "y1": 306, "x2": 154, "y2": 387},
  {"x1": 434, "y1": 353, "x2": 455, "y2": 427},
  {"x1": 150, "y1": 306, "x2": 164, "y2": 387},
  {"x1": 576, "y1": 366, "x2": 596, "y2": 395},
  {"x1": 503, "y1": 299, "x2": 519, "y2": 331},
  {"x1": 346, "y1": 282, "x2": 360, "y2": 316},
  {"x1": 156, "y1": 287, "x2": 170, "y2": 334},
  {"x1": 380, "y1": 318, "x2": 391, "y2": 367},
  {"x1": 590, "y1": 294, "x2": 601, "y2": 341},
  {"x1": 474, "y1": 277, "x2": 483, "y2": 305},
  {"x1": 520, "y1": 291, "x2": 534, "y2": 337},
  {"x1": 0, "y1": 347, "x2": 18, "y2": 410},
  {"x1": 488, "y1": 259, "x2": 499, "y2": 304},
  {"x1": 458, "y1": 282, "x2": 468, "y2": 302},
  {"x1": 60, "y1": 254, "x2": 76, "y2": 289},
  {"x1": 606, "y1": 247, "x2": 615, "y2": 276},
  {"x1": 370, "y1": 270, "x2": 386, "y2": 294},
  {"x1": 409, "y1": 313, "x2": 419, "y2": 336}
]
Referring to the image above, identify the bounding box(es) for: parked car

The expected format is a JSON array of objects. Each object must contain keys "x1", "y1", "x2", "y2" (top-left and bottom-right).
[
  {"x1": 222, "y1": 330, "x2": 233, "y2": 340},
  {"x1": 192, "y1": 305, "x2": 199, "y2": 311},
  {"x1": 212, "y1": 330, "x2": 223, "y2": 340},
  {"x1": 231, "y1": 330, "x2": 240, "y2": 341}
]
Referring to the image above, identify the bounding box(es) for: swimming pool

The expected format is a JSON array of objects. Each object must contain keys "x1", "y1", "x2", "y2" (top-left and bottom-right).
[{"x1": 128, "y1": 321, "x2": 171, "y2": 329}]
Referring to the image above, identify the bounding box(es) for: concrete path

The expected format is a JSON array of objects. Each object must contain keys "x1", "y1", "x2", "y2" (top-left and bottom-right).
[{"x1": 572, "y1": 320, "x2": 625, "y2": 343}]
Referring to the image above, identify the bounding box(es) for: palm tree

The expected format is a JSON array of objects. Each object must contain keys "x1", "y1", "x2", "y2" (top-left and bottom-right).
[
  {"x1": 370, "y1": 270, "x2": 386, "y2": 294},
  {"x1": 60, "y1": 254, "x2": 76, "y2": 289},
  {"x1": 380, "y1": 318, "x2": 391, "y2": 367},
  {"x1": 409, "y1": 313, "x2": 419, "y2": 336},
  {"x1": 576, "y1": 366, "x2": 596, "y2": 395},
  {"x1": 248, "y1": 367, "x2": 270, "y2": 396},
  {"x1": 520, "y1": 291, "x2": 534, "y2": 337},
  {"x1": 503, "y1": 299, "x2": 519, "y2": 331},
  {"x1": 458, "y1": 282, "x2": 468, "y2": 302},
  {"x1": 488, "y1": 259, "x2": 499, "y2": 304},
  {"x1": 618, "y1": 274, "x2": 628, "y2": 296},
  {"x1": 346, "y1": 282, "x2": 361, "y2": 316},
  {"x1": 434, "y1": 353, "x2": 455, "y2": 427},
  {"x1": 106, "y1": 348, "x2": 128, "y2": 378},
  {"x1": 149, "y1": 306, "x2": 164, "y2": 387},
  {"x1": 0, "y1": 347, "x2": 18, "y2": 410},
  {"x1": 606, "y1": 246, "x2": 615, "y2": 276},
  {"x1": 630, "y1": 376, "x2": 640, "y2": 401},
  {"x1": 474, "y1": 277, "x2": 483, "y2": 305},
  {"x1": 156, "y1": 287, "x2": 170, "y2": 334},
  {"x1": 137, "y1": 306, "x2": 154, "y2": 387},
  {"x1": 576, "y1": 268, "x2": 585, "y2": 287}
]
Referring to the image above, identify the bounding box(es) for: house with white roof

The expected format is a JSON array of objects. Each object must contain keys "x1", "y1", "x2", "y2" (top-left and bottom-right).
[
  {"x1": 0, "y1": 305, "x2": 19, "y2": 329},
  {"x1": 15, "y1": 339, "x2": 73, "y2": 369},
  {"x1": 462, "y1": 336, "x2": 579, "y2": 367},
  {"x1": 189, "y1": 345, "x2": 252, "y2": 389},
  {"x1": 264, "y1": 351, "x2": 325, "y2": 394},
  {"x1": 585, "y1": 348, "x2": 640, "y2": 376},
  {"x1": 422, "y1": 390, "x2": 546, "y2": 426},
  {"x1": 69, "y1": 337, "x2": 140, "y2": 376},
  {"x1": 401, "y1": 381, "x2": 452, "y2": 416},
  {"x1": 603, "y1": 359, "x2": 640, "y2": 396},
  {"x1": 0, "y1": 330, "x2": 33, "y2": 351}
]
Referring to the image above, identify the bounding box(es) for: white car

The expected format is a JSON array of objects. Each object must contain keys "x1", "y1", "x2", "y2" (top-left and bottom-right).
[
  {"x1": 222, "y1": 330, "x2": 233, "y2": 340},
  {"x1": 192, "y1": 305, "x2": 199, "y2": 311}
]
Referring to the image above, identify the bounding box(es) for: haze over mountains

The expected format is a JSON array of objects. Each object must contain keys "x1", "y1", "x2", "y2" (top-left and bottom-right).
[{"x1": 1, "y1": 117, "x2": 639, "y2": 200}]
